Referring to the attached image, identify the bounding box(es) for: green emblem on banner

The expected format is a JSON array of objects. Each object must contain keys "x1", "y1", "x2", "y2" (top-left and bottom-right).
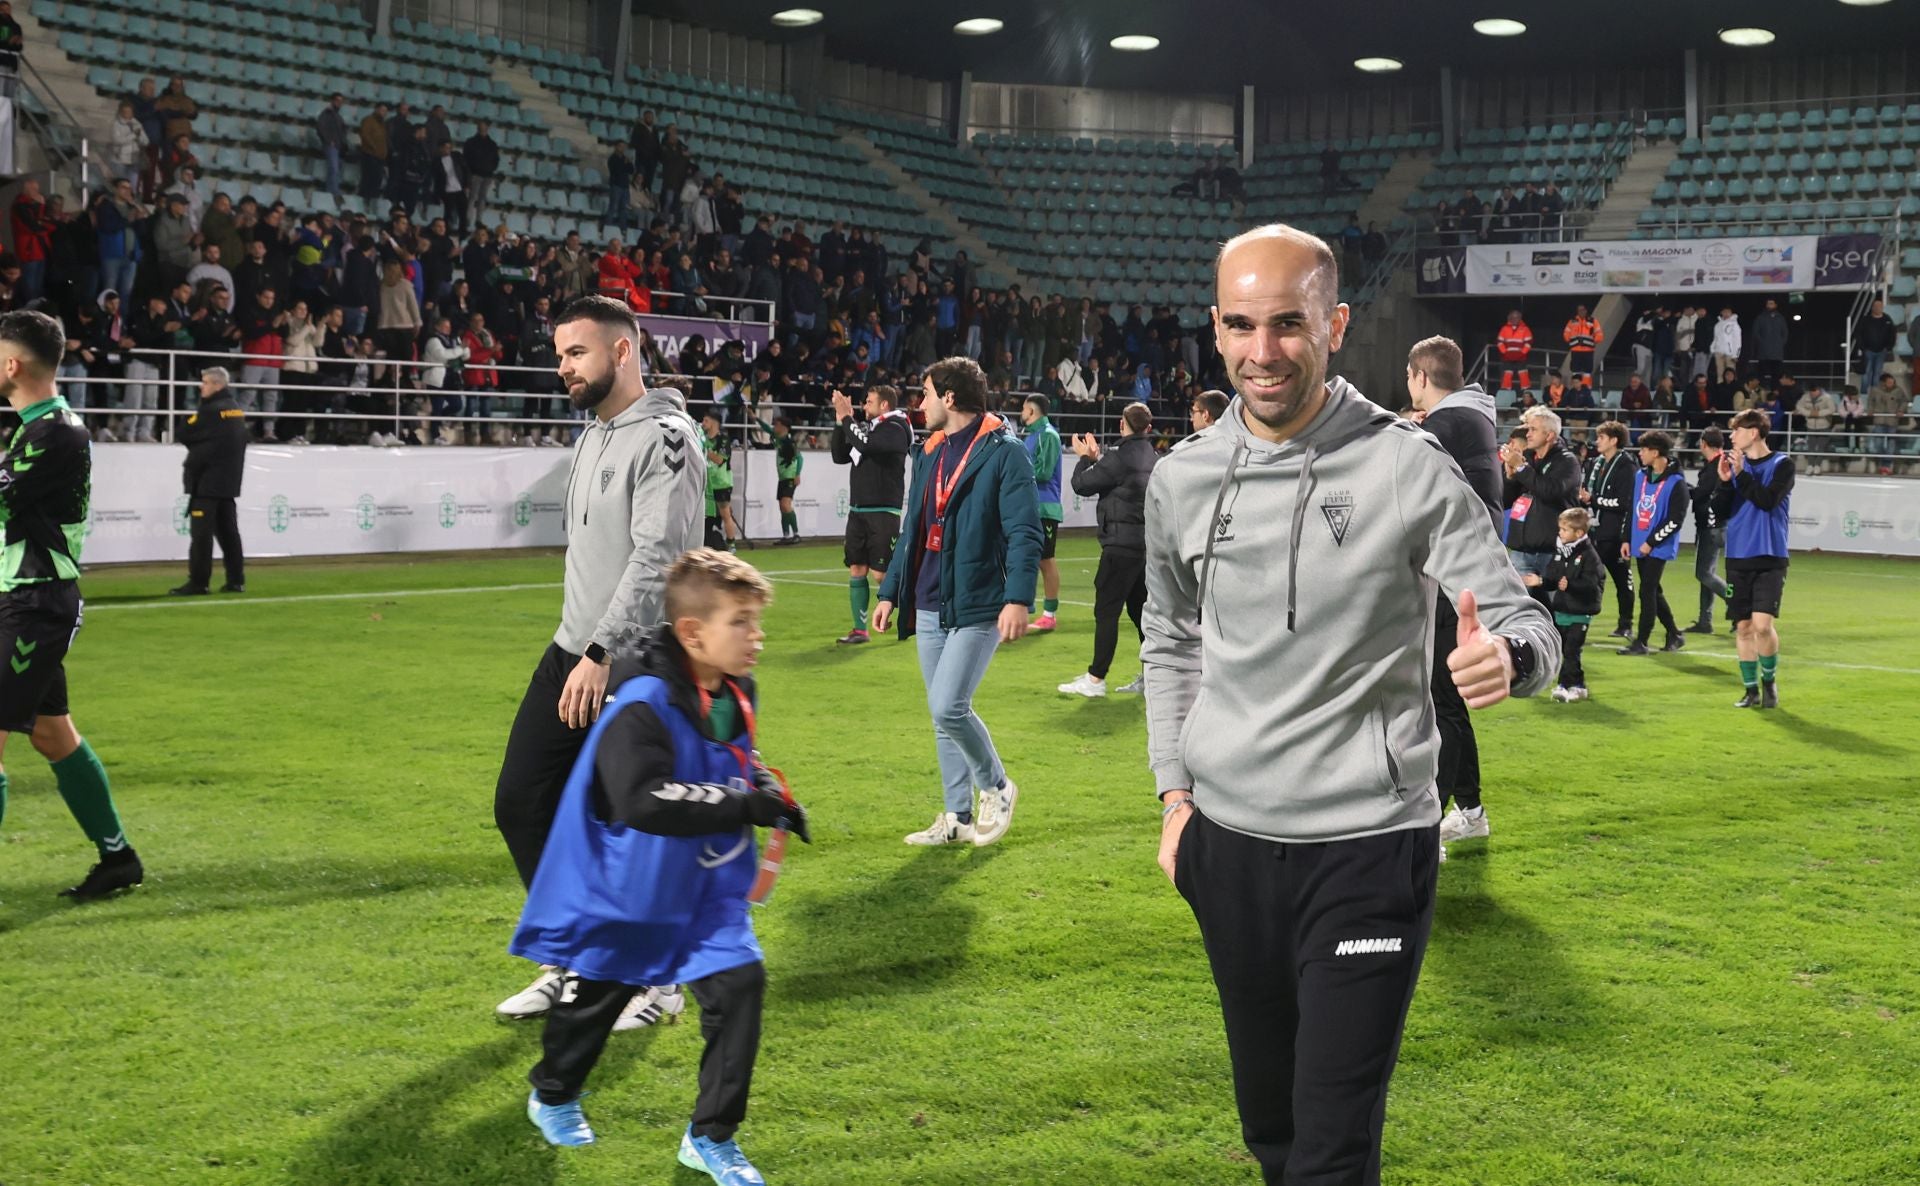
[
  {"x1": 1843, "y1": 511, "x2": 1862, "y2": 538},
  {"x1": 514, "y1": 492, "x2": 533, "y2": 527},
  {"x1": 268, "y1": 495, "x2": 291, "y2": 533},
  {"x1": 174, "y1": 494, "x2": 192, "y2": 536},
  {"x1": 356, "y1": 494, "x2": 376, "y2": 532},
  {"x1": 439, "y1": 492, "x2": 459, "y2": 528},
  {"x1": 835, "y1": 488, "x2": 849, "y2": 520}
]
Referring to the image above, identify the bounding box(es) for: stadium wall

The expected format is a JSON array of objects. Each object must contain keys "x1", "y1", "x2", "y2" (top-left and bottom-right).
[{"x1": 81, "y1": 445, "x2": 1108, "y2": 564}]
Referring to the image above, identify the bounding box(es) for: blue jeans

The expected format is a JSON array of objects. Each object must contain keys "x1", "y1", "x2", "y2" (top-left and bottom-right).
[
  {"x1": 913, "y1": 609, "x2": 1006, "y2": 815},
  {"x1": 606, "y1": 183, "x2": 629, "y2": 227},
  {"x1": 340, "y1": 306, "x2": 367, "y2": 336},
  {"x1": 1862, "y1": 350, "x2": 1886, "y2": 392},
  {"x1": 324, "y1": 145, "x2": 343, "y2": 197},
  {"x1": 99, "y1": 255, "x2": 137, "y2": 300},
  {"x1": 19, "y1": 258, "x2": 45, "y2": 303},
  {"x1": 1508, "y1": 549, "x2": 1554, "y2": 579}
]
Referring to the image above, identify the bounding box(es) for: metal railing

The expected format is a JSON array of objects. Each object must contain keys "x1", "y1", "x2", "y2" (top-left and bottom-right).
[
  {"x1": 1498, "y1": 416, "x2": 1920, "y2": 476},
  {"x1": 641, "y1": 288, "x2": 776, "y2": 325},
  {"x1": 8, "y1": 56, "x2": 117, "y2": 189}
]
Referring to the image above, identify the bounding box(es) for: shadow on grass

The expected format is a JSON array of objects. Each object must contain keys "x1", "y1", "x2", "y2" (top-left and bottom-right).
[
  {"x1": 284, "y1": 1033, "x2": 559, "y2": 1186},
  {"x1": 0, "y1": 850, "x2": 513, "y2": 935},
  {"x1": 1429, "y1": 851, "x2": 1603, "y2": 1046},
  {"x1": 774, "y1": 846, "x2": 998, "y2": 1005},
  {"x1": 1755, "y1": 709, "x2": 1906, "y2": 758}
]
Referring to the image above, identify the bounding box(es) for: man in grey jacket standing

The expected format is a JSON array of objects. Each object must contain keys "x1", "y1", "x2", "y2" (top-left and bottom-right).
[
  {"x1": 1144, "y1": 225, "x2": 1558, "y2": 1186},
  {"x1": 492, "y1": 295, "x2": 706, "y2": 1025}
]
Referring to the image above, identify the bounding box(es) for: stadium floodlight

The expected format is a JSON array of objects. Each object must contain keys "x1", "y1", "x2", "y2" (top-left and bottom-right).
[
  {"x1": 1836, "y1": 0, "x2": 1892, "y2": 6},
  {"x1": 1473, "y1": 18, "x2": 1527, "y2": 36},
  {"x1": 1717, "y1": 27, "x2": 1776, "y2": 46},
  {"x1": 1109, "y1": 34, "x2": 1161, "y2": 51},
  {"x1": 1354, "y1": 57, "x2": 1404, "y2": 73},
  {"x1": 954, "y1": 18, "x2": 1004, "y2": 35},
  {"x1": 771, "y1": 8, "x2": 824, "y2": 27}
]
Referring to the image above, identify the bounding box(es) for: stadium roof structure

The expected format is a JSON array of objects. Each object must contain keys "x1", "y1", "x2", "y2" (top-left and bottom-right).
[{"x1": 659, "y1": 0, "x2": 1916, "y2": 91}]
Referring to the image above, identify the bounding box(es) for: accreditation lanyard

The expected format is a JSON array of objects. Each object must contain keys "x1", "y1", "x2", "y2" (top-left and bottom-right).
[
  {"x1": 693, "y1": 673, "x2": 796, "y2": 905},
  {"x1": 925, "y1": 424, "x2": 986, "y2": 553}
]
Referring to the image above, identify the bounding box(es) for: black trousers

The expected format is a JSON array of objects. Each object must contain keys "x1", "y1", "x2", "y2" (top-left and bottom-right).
[
  {"x1": 1088, "y1": 547, "x2": 1146, "y2": 679},
  {"x1": 186, "y1": 496, "x2": 244, "y2": 590},
  {"x1": 358, "y1": 153, "x2": 384, "y2": 199},
  {"x1": 530, "y1": 961, "x2": 766, "y2": 1141},
  {"x1": 1634, "y1": 556, "x2": 1678, "y2": 645},
  {"x1": 1177, "y1": 810, "x2": 1438, "y2": 1186},
  {"x1": 1597, "y1": 536, "x2": 1634, "y2": 630},
  {"x1": 1557, "y1": 622, "x2": 1587, "y2": 688},
  {"x1": 1429, "y1": 595, "x2": 1479, "y2": 812},
  {"x1": 495, "y1": 642, "x2": 590, "y2": 888}
]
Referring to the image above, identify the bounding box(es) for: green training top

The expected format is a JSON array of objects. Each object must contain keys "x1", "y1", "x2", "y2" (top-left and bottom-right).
[
  {"x1": 705, "y1": 429, "x2": 735, "y2": 494},
  {"x1": 775, "y1": 433, "x2": 803, "y2": 482},
  {"x1": 0, "y1": 396, "x2": 90, "y2": 591}
]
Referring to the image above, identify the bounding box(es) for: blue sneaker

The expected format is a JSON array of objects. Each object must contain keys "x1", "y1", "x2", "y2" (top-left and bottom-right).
[
  {"x1": 526, "y1": 1091, "x2": 595, "y2": 1146},
  {"x1": 677, "y1": 1126, "x2": 765, "y2": 1184}
]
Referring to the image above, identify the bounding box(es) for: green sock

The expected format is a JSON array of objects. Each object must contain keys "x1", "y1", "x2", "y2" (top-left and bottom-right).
[
  {"x1": 1044, "y1": 599, "x2": 1059, "y2": 614},
  {"x1": 1738, "y1": 659, "x2": 1759, "y2": 689},
  {"x1": 52, "y1": 740, "x2": 128, "y2": 856},
  {"x1": 849, "y1": 577, "x2": 869, "y2": 631},
  {"x1": 1758, "y1": 653, "x2": 1778, "y2": 683},
  {"x1": 781, "y1": 511, "x2": 797, "y2": 536}
]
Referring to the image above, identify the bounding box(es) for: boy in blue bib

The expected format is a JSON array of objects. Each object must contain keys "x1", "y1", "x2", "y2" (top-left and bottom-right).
[{"x1": 513, "y1": 549, "x2": 809, "y2": 1185}]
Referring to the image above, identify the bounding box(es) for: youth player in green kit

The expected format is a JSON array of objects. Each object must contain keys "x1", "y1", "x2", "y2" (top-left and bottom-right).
[
  {"x1": 1020, "y1": 395, "x2": 1063, "y2": 631},
  {"x1": 0, "y1": 310, "x2": 143, "y2": 899},
  {"x1": 771, "y1": 416, "x2": 803, "y2": 544},
  {"x1": 700, "y1": 410, "x2": 740, "y2": 552}
]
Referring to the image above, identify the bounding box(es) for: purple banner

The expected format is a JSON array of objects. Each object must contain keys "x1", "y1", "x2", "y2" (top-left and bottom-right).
[
  {"x1": 1813, "y1": 233, "x2": 1882, "y2": 289},
  {"x1": 1415, "y1": 247, "x2": 1467, "y2": 295},
  {"x1": 638, "y1": 311, "x2": 772, "y2": 362}
]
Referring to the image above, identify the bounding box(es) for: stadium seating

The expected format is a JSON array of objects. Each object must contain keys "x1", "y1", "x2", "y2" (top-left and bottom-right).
[{"x1": 1413, "y1": 121, "x2": 1629, "y2": 218}]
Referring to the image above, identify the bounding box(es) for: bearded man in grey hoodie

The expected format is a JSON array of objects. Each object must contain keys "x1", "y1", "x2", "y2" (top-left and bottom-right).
[
  {"x1": 491, "y1": 294, "x2": 707, "y2": 1029},
  {"x1": 1144, "y1": 226, "x2": 1558, "y2": 1186}
]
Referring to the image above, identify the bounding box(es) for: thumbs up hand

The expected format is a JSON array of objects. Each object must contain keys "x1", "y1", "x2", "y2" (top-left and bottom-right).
[{"x1": 1447, "y1": 589, "x2": 1516, "y2": 709}]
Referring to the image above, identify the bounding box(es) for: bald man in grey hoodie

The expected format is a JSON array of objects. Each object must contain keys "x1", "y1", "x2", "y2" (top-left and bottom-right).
[
  {"x1": 492, "y1": 295, "x2": 706, "y2": 1027},
  {"x1": 1146, "y1": 227, "x2": 1557, "y2": 1186}
]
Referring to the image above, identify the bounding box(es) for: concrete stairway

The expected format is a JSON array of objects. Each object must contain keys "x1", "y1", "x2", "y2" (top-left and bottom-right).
[
  {"x1": 12, "y1": 0, "x2": 121, "y2": 187},
  {"x1": 1356, "y1": 154, "x2": 1433, "y2": 230},
  {"x1": 1583, "y1": 142, "x2": 1675, "y2": 240},
  {"x1": 842, "y1": 133, "x2": 1038, "y2": 294},
  {"x1": 490, "y1": 58, "x2": 604, "y2": 161}
]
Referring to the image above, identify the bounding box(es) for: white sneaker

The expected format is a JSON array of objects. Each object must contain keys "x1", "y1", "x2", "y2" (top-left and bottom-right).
[
  {"x1": 1568, "y1": 685, "x2": 1590, "y2": 701},
  {"x1": 973, "y1": 778, "x2": 1018, "y2": 847},
  {"x1": 95, "y1": 427, "x2": 119, "y2": 442},
  {"x1": 1115, "y1": 675, "x2": 1145, "y2": 693},
  {"x1": 496, "y1": 965, "x2": 574, "y2": 1019},
  {"x1": 1438, "y1": 806, "x2": 1490, "y2": 843},
  {"x1": 613, "y1": 984, "x2": 686, "y2": 1032},
  {"x1": 904, "y1": 811, "x2": 976, "y2": 846},
  {"x1": 287, "y1": 435, "x2": 309, "y2": 445},
  {"x1": 1057, "y1": 673, "x2": 1107, "y2": 697},
  {"x1": 1551, "y1": 686, "x2": 1574, "y2": 702}
]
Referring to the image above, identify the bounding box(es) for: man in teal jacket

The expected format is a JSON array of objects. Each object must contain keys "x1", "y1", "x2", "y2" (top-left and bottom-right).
[
  {"x1": 1021, "y1": 394, "x2": 1063, "y2": 629},
  {"x1": 874, "y1": 357, "x2": 1043, "y2": 849}
]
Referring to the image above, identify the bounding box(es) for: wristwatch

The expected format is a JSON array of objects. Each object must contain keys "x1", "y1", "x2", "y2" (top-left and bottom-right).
[
  {"x1": 1498, "y1": 634, "x2": 1536, "y2": 688},
  {"x1": 584, "y1": 642, "x2": 610, "y2": 666}
]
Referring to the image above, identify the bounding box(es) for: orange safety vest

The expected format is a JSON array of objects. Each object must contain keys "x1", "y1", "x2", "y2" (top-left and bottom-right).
[
  {"x1": 1497, "y1": 322, "x2": 1533, "y2": 361},
  {"x1": 1564, "y1": 317, "x2": 1601, "y2": 352}
]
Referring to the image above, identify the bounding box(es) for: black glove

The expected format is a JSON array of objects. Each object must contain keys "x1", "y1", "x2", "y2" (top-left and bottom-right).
[{"x1": 745, "y1": 771, "x2": 811, "y2": 843}]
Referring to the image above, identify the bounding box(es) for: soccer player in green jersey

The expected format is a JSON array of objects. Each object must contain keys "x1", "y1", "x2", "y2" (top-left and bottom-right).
[
  {"x1": 771, "y1": 416, "x2": 803, "y2": 544},
  {"x1": 0, "y1": 310, "x2": 142, "y2": 898},
  {"x1": 1020, "y1": 395, "x2": 1063, "y2": 630},
  {"x1": 700, "y1": 410, "x2": 741, "y2": 552}
]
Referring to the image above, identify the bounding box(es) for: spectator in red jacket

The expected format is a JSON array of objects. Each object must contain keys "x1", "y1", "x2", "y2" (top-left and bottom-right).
[
  {"x1": 1496, "y1": 309, "x2": 1533, "y2": 392},
  {"x1": 10, "y1": 177, "x2": 55, "y2": 303},
  {"x1": 595, "y1": 238, "x2": 651, "y2": 313}
]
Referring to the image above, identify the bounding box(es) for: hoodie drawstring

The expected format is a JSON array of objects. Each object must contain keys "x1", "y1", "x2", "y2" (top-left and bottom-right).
[
  {"x1": 1195, "y1": 436, "x2": 1244, "y2": 627},
  {"x1": 1286, "y1": 447, "x2": 1318, "y2": 633}
]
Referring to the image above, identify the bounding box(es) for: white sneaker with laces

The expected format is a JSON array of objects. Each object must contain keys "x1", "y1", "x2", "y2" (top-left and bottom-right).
[
  {"x1": 1057, "y1": 673, "x2": 1107, "y2": 697},
  {"x1": 904, "y1": 811, "x2": 976, "y2": 846},
  {"x1": 1551, "y1": 686, "x2": 1574, "y2": 702},
  {"x1": 496, "y1": 965, "x2": 574, "y2": 1019},
  {"x1": 613, "y1": 984, "x2": 686, "y2": 1032},
  {"x1": 1438, "y1": 806, "x2": 1490, "y2": 843},
  {"x1": 1115, "y1": 675, "x2": 1145, "y2": 693},
  {"x1": 1569, "y1": 685, "x2": 1590, "y2": 701},
  {"x1": 973, "y1": 778, "x2": 1018, "y2": 847}
]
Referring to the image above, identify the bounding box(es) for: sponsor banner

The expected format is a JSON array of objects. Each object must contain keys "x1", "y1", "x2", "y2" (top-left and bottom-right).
[
  {"x1": 1416, "y1": 247, "x2": 1467, "y2": 295},
  {"x1": 1669, "y1": 475, "x2": 1920, "y2": 558},
  {"x1": 1813, "y1": 233, "x2": 1882, "y2": 289},
  {"x1": 1446, "y1": 235, "x2": 1881, "y2": 296},
  {"x1": 637, "y1": 312, "x2": 772, "y2": 362},
  {"x1": 85, "y1": 443, "x2": 1102, "y2": 566}
]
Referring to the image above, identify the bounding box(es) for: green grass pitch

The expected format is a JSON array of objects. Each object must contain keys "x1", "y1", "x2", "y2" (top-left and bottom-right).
[{"x1": 1, "y1": 538, "x2": 1916, "y2": 1184}]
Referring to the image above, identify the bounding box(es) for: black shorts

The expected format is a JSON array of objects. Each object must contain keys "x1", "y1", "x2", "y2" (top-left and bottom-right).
[
  {"x1": 1040, "y1": 518, "x2": 1060, "y2": 560},
  {"x1": 776, "y1": 479, "x2": 796, "y2": 500},
  {"x1": 0, "y1": 584, "x2": 81, "y2": 734},
  {"x1": 1729, "y1": 565, "x2": 1786, "y2": 622},
  {"x1": 843, "y1": 510, "x2": 900, "y2": 571},
  {"x1": 712, "y1": 488, "x2": 732, "y2": 508}
]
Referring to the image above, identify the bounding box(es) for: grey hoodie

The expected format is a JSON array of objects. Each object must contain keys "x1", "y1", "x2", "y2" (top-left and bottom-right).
[
  {"x1": 1141, "y1": 379, "x2": 1559, "y2": 843},
  {"x1": 556, "y1": 387, "x2": 706, "y2": 656}
]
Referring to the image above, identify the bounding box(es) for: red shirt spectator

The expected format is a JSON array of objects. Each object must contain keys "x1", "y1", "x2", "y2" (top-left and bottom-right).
[{"x1": 10, "y1": 182, "x2": 53, "y2": 263}]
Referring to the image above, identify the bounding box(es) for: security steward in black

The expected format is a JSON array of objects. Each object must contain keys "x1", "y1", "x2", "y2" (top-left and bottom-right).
[{"x1": 171, "y1": 367, "x2": 248, "y2": 595}]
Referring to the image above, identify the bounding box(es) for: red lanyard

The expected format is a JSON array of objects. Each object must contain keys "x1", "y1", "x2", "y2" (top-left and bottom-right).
[
  {"x1": 691, "y1": 669, "x2": 796, "y2": 904},
  {"x1": 931, "y1": 422, "x2": 988, "y2": 520}
]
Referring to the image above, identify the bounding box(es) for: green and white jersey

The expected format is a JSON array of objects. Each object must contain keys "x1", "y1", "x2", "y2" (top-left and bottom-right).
[
  {"x1": 775, "y1": 433, "x2": 803, "y2": 481},
  {"x1": 0, "y1": 396, "x2": 90, "y2": 591}
]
